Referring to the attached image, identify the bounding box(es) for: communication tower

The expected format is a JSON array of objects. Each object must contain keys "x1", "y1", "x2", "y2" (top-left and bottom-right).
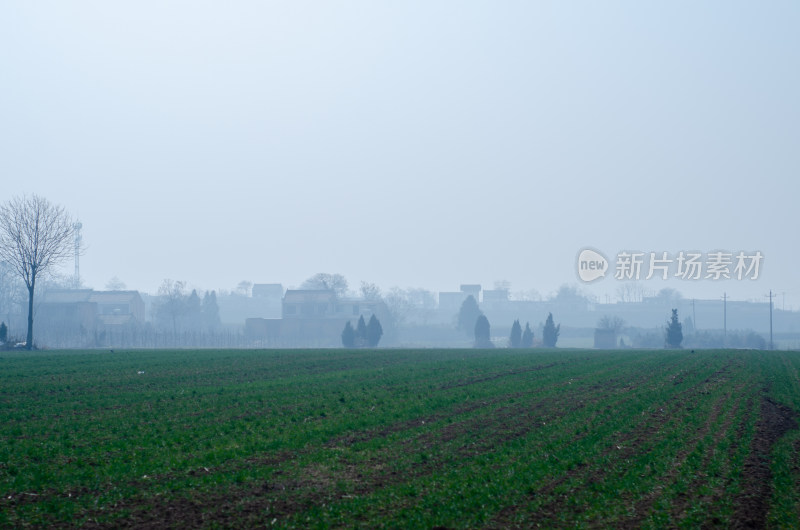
[{"x1": 73, "y1": 222, "x2": 82, "y2": 289}]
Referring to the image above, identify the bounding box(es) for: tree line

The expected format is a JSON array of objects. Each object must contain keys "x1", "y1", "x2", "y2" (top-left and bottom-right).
[
  {"x1": 0, "y1": 194, "x2": 774, "y2": 352},
  {"x1": 154, "y1": 280, "x2": 221, "y2": 335}
]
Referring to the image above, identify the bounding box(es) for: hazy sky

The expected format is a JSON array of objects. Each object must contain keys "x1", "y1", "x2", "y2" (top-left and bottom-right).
[{"x1": 2, "y1": 2, "x2": 798, "y2": 306}]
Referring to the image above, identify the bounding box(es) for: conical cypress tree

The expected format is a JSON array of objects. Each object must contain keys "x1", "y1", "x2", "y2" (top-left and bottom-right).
[
  {"x1": 521, "y1": 322, "x2": 534, "y2": 348},
  {"x1": 542, "y1": 313, "x2": 560, "y2": 347},
  {"x1": 355, "y1": 315, "x2": 368, "y2": 347},
  {"x1": 509, "y1": 319, "x2": 522, "y2": 348},
  {"x1": 341, "y1": 321, "x2": 356, "y2": 348},
  {"x1": 665, "y1": 309, "x2": 683, "y2": 348},
  {"x1": 474, "y1": 315, "x2": 492, "y2": 348},
  {"x1": 367, "y1": 315, "x2": 383, "y2": 347}
]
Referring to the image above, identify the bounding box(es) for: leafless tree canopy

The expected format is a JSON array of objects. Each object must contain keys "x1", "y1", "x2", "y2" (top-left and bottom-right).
[
  {"x1": 360, "y1": 281, "x2": 382, "y2": 301},
  {"x1": 616, "y1": 282, "x2": 647, "y2": 304},
  {"x1": 598, "y1": 315, "x2": 626, "y2": 333},
  {"x1": 0, "y1": 195, "x2": 75, "y2": 287},
  {"x1": 301, "y1": 273, "x2": 349, "y2": 298},
  {"x1": 156, "y1": 279, "x2": 187, "y2": 337},
  {"x1": 0, "y1": 195, "x2": 76, "y2": 348},
  {"x1": 105, "y1": 276, "x2": 127, "y2": 291}
]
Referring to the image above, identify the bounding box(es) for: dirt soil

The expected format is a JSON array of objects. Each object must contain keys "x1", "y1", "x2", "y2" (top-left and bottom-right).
[{"x1": 731, "y1": 395, "x2": 798, "y2": 529}]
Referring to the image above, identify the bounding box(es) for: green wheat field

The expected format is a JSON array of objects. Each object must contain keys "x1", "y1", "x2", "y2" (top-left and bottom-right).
[{"x1": 2, "y1": 348, "x2": 799, "y2": 528}]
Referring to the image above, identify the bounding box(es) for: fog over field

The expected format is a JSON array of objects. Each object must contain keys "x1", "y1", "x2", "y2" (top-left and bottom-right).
[{"x1": 1, "y1": 2, "x2": 798, "y2": 306}]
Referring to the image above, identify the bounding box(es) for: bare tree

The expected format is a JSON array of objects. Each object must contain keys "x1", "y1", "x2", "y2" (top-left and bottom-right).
[
  {"x1": 655, "y1": 287, "x2": 682, "y2": 305},
  {"x1": 383, "y1": 288, "x2": 414, "y2": 328},
  {"x1": 597, "y1": 315, "x2": 626, "y2": 334},
  {"x1": 301, "y1": 273, "x2": 349, "y2": 298},
  {"x1": 235, "y1": 280, "x2": 253, "y2": 297},
  {"x1": 512, "y1": 289, "x2": 541, "y2": 301},
  {"x1": 156, "y1": 279, "x2": 187, "y2": 337},
  {"x1": 551, "y1": 284, "x2": 588, "y2": 303},
  {"x1": 105, "y1": 276, "x2": 127, "y2": 290},
  {"x1": 0, "y1": 195, "x2": 76, "y2": 349},
  {"x1": 404, "y1": 288, "x2": 437, "y2": 325},
  {"x1": 616, "y1": 282, "x2": 646, "y2": 303},
  {"x1": 382, "y1": 286, "x2": 438, "y2": 327},
  {"x1": 360, "y1": 281, "x2": 382, "y2": 301}
]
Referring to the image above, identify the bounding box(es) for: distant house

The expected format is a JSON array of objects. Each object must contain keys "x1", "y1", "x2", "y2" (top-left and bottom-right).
[
  {"x1": 282, "y1": 290, "x2": 337, "y2": 319},
  {"x1": 91, "y1": 290, "x2": 145, "y2": 325},
  {"x1": 593, "y1": 328, "x2": 617, "y2": 349},
  {"x1": 482, "y1": 289, "x2": 510, "y2": 305},
  {"x1": 38, "y1": 289, "x2": 145, "y2": 347},
  {"x1": 217, "y1": 283, "x2": 283, "y2": 324},
  {"x1": 242, "y1": 289, "x2": 389, "y2": 347},
  {"x1": 252, "y1": 284, "x2": 283, "y2": 299},
  {"x1": 282, "y1": 290, "x2": 387, "y2": 320},
  {"x1": 251, "y1": 283, "x2": 283, "y2": 318},
  {"x1": 435, "y1": 285, "x2": 483, "y2": 324},
  {"x1": 280, "y1": 290, "x2": 342, "y2": 346}
]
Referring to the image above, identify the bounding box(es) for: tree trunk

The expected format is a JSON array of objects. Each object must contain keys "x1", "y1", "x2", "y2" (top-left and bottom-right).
[{"x1": 26, "y1": 279, "x2": 35, "y2": 350}]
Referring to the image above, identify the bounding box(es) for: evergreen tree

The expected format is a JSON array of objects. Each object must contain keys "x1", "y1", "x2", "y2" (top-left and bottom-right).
[
  {"x1": 521, "y1": 322, "x2": 534, "y2": 348},
  {"x1": 341, "y1": 321, "x2": 356, "y2": 348},
  {"x1": 457, "y1": 295, "x2": 482, "y2": 336},
  {"x1": 201, "y1": 291, "x2": 221, "y2": 330},
  {"x1": 366, "y1": 314, "x2": 383, "y2": 347},
  {"x1": 0, "y1": 321, "x2": 7, "y2": 343},
  {"x1": 474, "y1": 314, "x2": 493, "y2": 348},
  {"x1": 542, "y1": 313, "x2": 560, "y2": 347},
  {"x1": 355, "y1": 315, "x2": 368, "y2": 347},
  {"x1": 665, "y1": 308, "x2": 683, "y2": 348},
  {"x1": 509, "y1": 319, "x2": 522, "y2": 348},
  {"x1": 186, "y1": 289, "x2": 202, "y2": 330}
]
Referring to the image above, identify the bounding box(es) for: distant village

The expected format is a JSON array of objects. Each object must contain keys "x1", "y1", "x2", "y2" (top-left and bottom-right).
[{"x1": 2, "y1": 276, "x2": 800, "y2": 350}]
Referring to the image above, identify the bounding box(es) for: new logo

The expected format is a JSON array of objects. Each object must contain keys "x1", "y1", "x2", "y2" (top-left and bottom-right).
[{"x1": 577, "y1": 248, "x2": 608, "y2": 283}]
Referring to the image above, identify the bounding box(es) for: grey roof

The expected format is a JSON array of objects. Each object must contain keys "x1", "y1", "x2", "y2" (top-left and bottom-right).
[
  {"x1": 42, "y1": 290, "x2": 93, "y2": 304},
  {"x1": 252, "y1": 284, "x2": 283, "y2": 297},
  {"x1": 89, "y1": 291, "x2": 142, "y2": 305},
  {"x1": 42, "y1": 289, "x2": 141, "y2": 305},
  {"x1": 283, "y1": 290, "x2": 336, "y2": 303}
]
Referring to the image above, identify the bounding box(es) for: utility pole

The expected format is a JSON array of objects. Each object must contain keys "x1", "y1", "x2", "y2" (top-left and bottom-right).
[
  {"x1": 73, "y1": 222, "x2": 82, "y2": 289},
  {"x1": 768, "y1": 290, "x2": 774, "y2": 350},
  {"x1": 723, "y1": 292, "x2": 727, "y2": 346}
]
